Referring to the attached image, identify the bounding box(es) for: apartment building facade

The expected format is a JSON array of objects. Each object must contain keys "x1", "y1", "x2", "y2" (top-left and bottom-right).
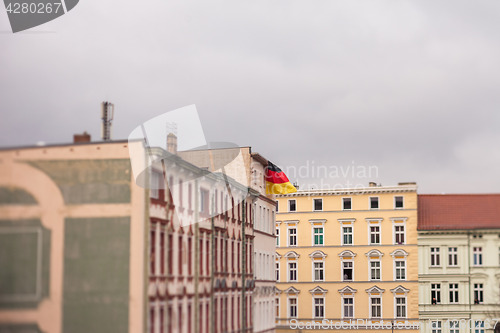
[
  {"x1": 418, "y1": 194, "x2": 500, "y2": 333},
  {"x1": 0, "y1": 140, "x2": 148, "y2": 333},
  {"x1": 275, "y1": 183, "x2": 419, "y2": 333},
  {"x1": 179, "y1": 146, "x2": 277, "y2": 333}
]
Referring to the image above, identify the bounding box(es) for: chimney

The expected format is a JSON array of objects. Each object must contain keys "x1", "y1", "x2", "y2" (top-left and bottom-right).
[
  {"x1": 167, "y1": 133, "x2": 177, "y2": 154},
  {"x1": 398, "y1": 182, "x2": 417, "y2": 186},
  {"x1": 74, "y1": 131, "x2": 91, "y2": 143}
]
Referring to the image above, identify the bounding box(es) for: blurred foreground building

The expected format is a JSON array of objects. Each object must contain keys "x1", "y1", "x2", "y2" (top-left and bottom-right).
[
  {"x1": 0, "y1": 136, "x2": 277, "y2": 333},
  {"x1": 418, "y1": 194, "x2": 500, "y2": 333},
  {"x1": 274, "y1": 183, "x2": 419, "y2": 333}
]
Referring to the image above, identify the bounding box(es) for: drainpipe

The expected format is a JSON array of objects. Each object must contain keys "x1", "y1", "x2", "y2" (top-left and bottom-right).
[
  {"x1": 194, "y1": 179, "x2": 199, "y2": 333},
  {"x1": 242, "y1": 200, "x2": 247, "y2": 333},
  {"x1": 468, "y1": 232, "x2": 472, "y2": 323},
  {"x1": 211, "y1": 193, "x2": 216, "y2": 333}
]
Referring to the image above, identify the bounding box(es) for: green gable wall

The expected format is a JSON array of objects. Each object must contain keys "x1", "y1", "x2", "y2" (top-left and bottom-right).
[
  {"x1": 24, "y1": 159, "x2": 131, "y2": 204},
  {"x1": 63, "y1": 217, "x2": 130, "y2": 333}
]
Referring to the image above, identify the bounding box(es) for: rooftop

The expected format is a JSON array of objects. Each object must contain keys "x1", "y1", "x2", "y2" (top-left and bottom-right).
[{"x1": 418, "y1": 194, "x2": 500, "y2": 231}]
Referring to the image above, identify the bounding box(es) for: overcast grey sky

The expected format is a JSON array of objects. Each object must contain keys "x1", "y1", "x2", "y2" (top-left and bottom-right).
[{"x1": 1, "y1": 0, "x2": 499, "y2": 193}]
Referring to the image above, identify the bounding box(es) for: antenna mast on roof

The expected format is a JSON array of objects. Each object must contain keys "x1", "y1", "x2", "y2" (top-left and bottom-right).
[{"x1": 101, "y1": 101, "x2": 114, "y2": 141}]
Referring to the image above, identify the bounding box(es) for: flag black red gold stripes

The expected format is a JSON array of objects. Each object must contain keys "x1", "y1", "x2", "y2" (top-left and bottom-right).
[{"x1": 265, "y1": 161, "x2": 297, "y2": 195}]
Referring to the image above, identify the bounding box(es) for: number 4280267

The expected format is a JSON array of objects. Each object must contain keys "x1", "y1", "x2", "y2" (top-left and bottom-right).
[{"x1": 5, "y1": 2, "x2": 62, "y2": 14}]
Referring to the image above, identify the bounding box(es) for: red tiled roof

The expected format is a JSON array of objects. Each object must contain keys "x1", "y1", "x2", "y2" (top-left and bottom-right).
[{"x1": 418, "y1": 194, "x2": 500, "y2": 230}]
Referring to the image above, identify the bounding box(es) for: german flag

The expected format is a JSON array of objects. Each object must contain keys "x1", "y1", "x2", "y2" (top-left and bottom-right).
[{"x1": 265, "y1": 161, "x2": 297, "y2": 195}]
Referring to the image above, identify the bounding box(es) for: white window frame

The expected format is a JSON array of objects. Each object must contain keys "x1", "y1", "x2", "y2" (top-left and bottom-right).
[
  {"x1": 343, "y1": 226, "x2": 353, "y2": 245},
  {"x1": 288, "y1": 296, "x2": 298, "y2": 318},
  {"x1": 431, "y1": 283, "x2": 441, "y2": 304},
  {"x1": 369, "y1": 259, "x2": 381, "y2": 281},
  {"x1": 449, "y1": 320, "x2": 460, "y2": 333},
  {"x1": 342, "y1": 197, "x2": 352, "y2": 211},
  {"x1": 474, "y1": 321, "x2": 485, "y2": 333},
  {"x1": 276, "y1": 261, "x2": 280, "y2": 282},
  {"x1": 369, "y1": 225, "x2": 381, "y2": 245},
  {"x1": 287, "y1": 227, "x2": 297, "y2": 247},
  {"x1": 342, "y1": 295, "x2": 354, "y2": 318},
  {"x1": 391, "y1": 218, "x2": 407, "y2": 245},
  {"x1": 473, "y1": 247, "x2": 483, "y2": 266},
  {"x1": 313, "y1": 260, "x2": 325, "y2": 282},
  {"x1": 430, "y1": 247, "x2": 441, "y2": 267},
  {"x1": 313, "y1": 297, "x2": 325, "y2": 319},
  {"x1": 312, "y1": 226, "x2": 324, "y2": 246},
  {"x1": 449, "y1": 283, "x2": 459, "y2": 304},
  {"x1": 369, "y1": 295, "x2": 382, "y2": 319},
  {"x1": 369, "y1": 196, "x2": 379, "y2": 210},
  {"x1": 474, "y1": 283, "x2": 484, "y2": 304},
  {"x1": 312, "y1": 198, "x2": 323, "y2": 211},
  {"x1": 448, "y1": 247, "x2": 458, "y2": 267},
  {"x1": 394, "y1": 196, "x2": 404, "y2": 209},
  {"x1": 342, "y1": 260, "x2": 354, "y2": 282},
  {"x1": 366, "y1": 219, "x2": 382, "y2": 245},
  {"x1": 288, "y1": 199, "x2": 296, "y2": 212},
  {"x1": 431, "y1": 320, "x2": 442, "y2": 333},
  {"x1": 394, "y1": 296, "x2": 407, "y2": 318},
  {"x1": 339, "y1": 219, "x2": 355, "y2": 246},
  {"x1": 276, "y1": 227, "x2": 280, "y2": 247},
  {"x1": 394, "y1": 260, "x2": 406, "y2": 281},
  {"x1": 287, "y1": 261, "x2": 298, "y2": 282}
]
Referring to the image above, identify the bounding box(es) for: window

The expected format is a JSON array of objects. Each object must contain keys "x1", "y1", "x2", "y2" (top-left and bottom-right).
[
  {"x1": 150, "y1": 171, "x2": 164, "y2": 199},
  {"x1": 474, "y1": 321, "x2": 485, "y2": 333},
  {"x1": 394, "y1": 196, "x2": 404, "y2": 209},
  {"x1": 313, "y1": 227, "x2": 324, "y2": 246},
  {"x1": 370, "y1": 226, "x2": 380, "y2": 244},
  {"x1": 431, "y1": 321, "x2": 442, "y2": 333},
  {"x1": 313, "y1": 198, "x2": 323, "y2": 211},
  {"x1": 474, "y1": 321, "x2": 484, "y2": 333},
  {"x1": 474, "y1": 283, "x2": 483, "y2": 304},
  {"x1": 276, "y1": 201, "x2": 279, "y2": 212},
  {"x1": 314, "y1": 262, "x2": 324, "y2": 281},
  {"x1": 275, "y1": 298, "x2": 280, "y2": 318},
  {"x1": 394, "y1": 225, "x2": 405, "y2": 244},
  {"x1": 343, "y1": 227, "x2": 353, "y2": 245},
  {"x1": 395, "y1": 297, "x2": 406, "y2": 318},
  {"x1": 276, "y1": 262, "x2": 280, "y2": 281},
  {"x1": 276, "y1": 228, "x2": 280, "y2": 247},
  {"x1": 395, "y1": 260, "x2": 406, "y2": 280},
  {"x1": 288, "y1": 298, "x2": 297, "y2": 318},
  {"x1": 448, "y1": 247, "x2": 458, "y2": 266},
  {"x1": 449, "y1": 321, "x2": 459, "y2": 333},
  {"x1": 473, "y1": 247, "x2": 483, "y2": 266},
  {"x1": 370, "y1": 297, "x2": 381, "y2": 318},
  {"x1": 449, "y1": 283, "x2": 459, "y2": 303},
  {"x1": 430, "y1": 247, "x2": 440, "y2": 266},
  {"x1": 288, "y1": 228, "x2": 297, "y2": 246},
  {"x1": 288, "y1": 262, "x2": 297, "y2": 282},
  {"x1": 288, "y1": 200, "x2": 296, "y2": 212},
  {"x1": 314, "y1": 298, "x2": 324, "y2": 318},
  {"x1": 370, "y1": 261, "x2": 381, "y2": 280},
  {"x1": 342, "y1": 261, "x2": 353, "y2": 281},
  {"x1": 200, "y1": 189, "x2": 209, "y2": 213},
  {"x1": 431, "y1": 284, "x2": 441, "y2": 304},
  {"x1": 343, "y1": 297, "x2": 354, "y2": 318},
  {"x1": 343, "y1": 198, "x2": 352, "y2": 210},
  {"x1": 370, "y1": 197, "x2": 379, "y2": 209}
]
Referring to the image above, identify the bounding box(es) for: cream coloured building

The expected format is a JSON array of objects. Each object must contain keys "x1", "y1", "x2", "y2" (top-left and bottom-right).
[
  {"x1": 418, "y1": 194, "x2": 500, "y2": 333},
  {"x1": 275, "y1": 183, "x2": 419, "y2": 333}
]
